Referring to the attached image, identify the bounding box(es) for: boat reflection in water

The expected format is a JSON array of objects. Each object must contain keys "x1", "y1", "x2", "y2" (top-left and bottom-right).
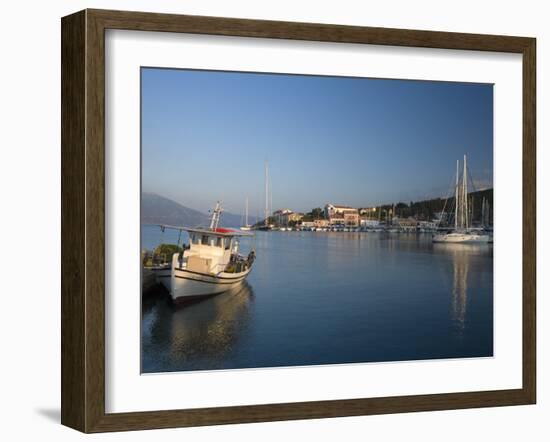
[
  {"x1": 142, "y1": 282, "x2": 254, "y2": 373},
  {"x1": 433, "y1": 243, "x2": 492, "y2": 337}
]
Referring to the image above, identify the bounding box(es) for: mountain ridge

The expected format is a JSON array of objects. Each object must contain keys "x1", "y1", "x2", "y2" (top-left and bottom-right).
[{"x1": 141, "y1": 192, "x2": 255, "y2": 227}]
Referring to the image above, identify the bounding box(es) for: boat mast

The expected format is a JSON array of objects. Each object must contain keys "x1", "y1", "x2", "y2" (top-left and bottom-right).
[
  {"x1": 470, "y1": 195, "x2": 474, "y2": 227},
  {"x1": 455, "y1": 160, "x2": 460, "y2": 230},
  {"x1": 482, "y1": 198, "x2": 490, "y2": 227},
  {"x1": 264, "y1": 161, "x2": 269, "y2": 226},
  {"x1": 209, "y1": 201, "x2": 223, "y2": 230},
  {"x1": 463, "y1": 155, "x2": 468, "y2": 230},
  {"x1": 245, "y1": 197, "x2": 249, "y2": 226}
]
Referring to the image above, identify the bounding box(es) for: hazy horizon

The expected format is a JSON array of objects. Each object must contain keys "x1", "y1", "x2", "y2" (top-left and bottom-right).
[{"x1": 141, "y1": 68, "x2": 493, "y2": 215}]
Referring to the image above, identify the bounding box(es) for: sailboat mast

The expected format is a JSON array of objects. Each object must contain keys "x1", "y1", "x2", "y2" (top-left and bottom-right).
[
  {"x1": 264, "y1": 161, "x2": 269, "y2": 226},
  {"x1": 245, "y1": 197, "x2": 249, "y2": 226},
  {"x1": 463, "y1": 154, "x2": 468, "y2": 229},
  {"x1": 455, "y1": 160, "x2": 460, "y2": 230}
]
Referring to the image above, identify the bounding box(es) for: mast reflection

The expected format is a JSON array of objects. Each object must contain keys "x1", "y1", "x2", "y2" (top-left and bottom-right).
[{"x1": 434, "y1": 243, "x2": 489, "y2": 335}]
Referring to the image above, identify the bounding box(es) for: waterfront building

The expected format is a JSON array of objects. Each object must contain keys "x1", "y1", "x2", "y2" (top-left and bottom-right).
[
  {"x1": 273, "y1": 208, "x2": 293, "y2": 216},
  {"x1": 359, "y1": 207, "x2": 378, "y2": 216},
  {"x1": 328, "y1": 214, "x2": 345, "y2": 225},
  {"x1": 283, "y1": 212, "x2": 303, "y2": 225},
  {"x1": 313, "y1": 219, "x2": 330, "y2": 228},
  {"x1": 343, "y1": 212, "x2": 360, "y2": 226},
  {"x1": 273, "y1": 209, "x2": 303, "y2": 226},
  {"x1": 394, "y1": 217, "x2": 418, "y2": 230},
  {"x1": 360, "y1": 218, "x2": 380, "y2": 227},
  {"x1": 325, "y1": 203, "x2": 356, "y2": 218},
  {"x1": 325, "y1": 203, "x2": 359, "y2": 226},
  {"x1": 418, "y1": 220, "x2": 437, "y2": 229}
]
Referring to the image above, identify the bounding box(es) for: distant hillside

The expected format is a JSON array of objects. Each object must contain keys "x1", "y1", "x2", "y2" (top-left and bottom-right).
[
  {"x1": 377, "y1": 188, "x2": 493, "y2": 223},
  {"x1": 141, "y1": 193, "x2": 254, "y2": 227}
]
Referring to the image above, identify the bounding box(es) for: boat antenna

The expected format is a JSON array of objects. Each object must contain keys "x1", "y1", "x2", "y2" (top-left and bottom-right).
[{"x1": 209, "y1": 201, "x2": 223, "y2": 230}]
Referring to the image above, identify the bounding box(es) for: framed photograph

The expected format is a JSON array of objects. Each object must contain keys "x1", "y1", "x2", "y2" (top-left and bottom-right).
[{"x1": 61, "y1": 9, "x2": 536, "y2": 433}]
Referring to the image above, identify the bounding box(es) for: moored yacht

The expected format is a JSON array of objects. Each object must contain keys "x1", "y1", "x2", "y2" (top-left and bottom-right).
[
  {"x1": 432, "y1": 231, "x2": 490, "y2": 243},
  {"x1": 433, "y1": 155, "x2": 490, "y2": 244}
]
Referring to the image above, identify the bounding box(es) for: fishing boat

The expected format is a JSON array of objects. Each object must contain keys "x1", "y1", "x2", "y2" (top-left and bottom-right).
[
  {"x1": 159, "y1": 202, "x2": 256, "y2": 303},
  {"x1": 433, "y1": 155, "x2": 490, "y2": 244}
]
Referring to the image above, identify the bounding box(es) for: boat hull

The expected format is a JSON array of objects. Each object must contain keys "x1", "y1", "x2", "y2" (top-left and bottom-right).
[
  {"x1": 142, "y1": 264, "x2": 171, "y2": 292},
  {"x1": 171, "y1": 267, "x2": 251, "y2": 302},
  {"x1": 433, "y1": 232, "x2": 490, "y2": 244},
  {"x1": 150, "y1": 265, "x2": 171, "y2": 292}
]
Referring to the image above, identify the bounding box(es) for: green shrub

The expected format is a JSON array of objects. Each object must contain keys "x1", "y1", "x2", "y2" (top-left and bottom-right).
[
  {"x1": 154, "y1": 243, "x2": 182, "y2": 256},
  {"x1": 150, "y1": 244, "x2": 183, "y2": 264}
]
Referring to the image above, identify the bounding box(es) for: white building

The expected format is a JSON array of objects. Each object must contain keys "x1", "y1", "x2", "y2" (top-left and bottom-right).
[
  {"x1": 273, "y1": 208, "x2": 293, "y2": 216},
  {"x1": 324, "y1": 203, "x2": 357, "y2": 218},
  {"x1": 273, "y1": 209, "x2": 302, "y2": 226},
  {"x1": 418, "y1": 220, "x2": 437, "y2": 229},
  {"x1": 360, "y1": 218, "x2": 380, "y2": 227}
]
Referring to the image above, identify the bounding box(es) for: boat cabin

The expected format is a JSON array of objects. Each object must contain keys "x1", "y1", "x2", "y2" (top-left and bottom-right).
[
  {"x1": 188, "y1": 228, "x2": 238, "y2": 257},
  {"x1": 180, "y1": 227, "x2": 250, "y2": 275},
  {"x1": 158, "y1": 202, "x2": 254, "y2": 277}
]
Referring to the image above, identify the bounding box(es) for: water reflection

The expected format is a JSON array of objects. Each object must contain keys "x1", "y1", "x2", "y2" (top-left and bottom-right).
[
  {"x1": 142, "y1": 226, "x2": 493, "y2": 372},
  {"x1": 142, "y1": 282, "x2": 254, "y2": 372},
  {"x1": 433, "y1": 243, "x2": 491, "y2": 335}
]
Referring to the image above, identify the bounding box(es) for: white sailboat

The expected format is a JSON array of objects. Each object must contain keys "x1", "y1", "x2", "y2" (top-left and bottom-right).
[
  {"x1": 433, "y1": 155, "x2": 490, "y2": 244},
  {"x1": 240, "y1": 197, "x2": 252, "y2": 231},
  {"x1": 158, "y1": 202, "x2": 256, "y2": 304}
]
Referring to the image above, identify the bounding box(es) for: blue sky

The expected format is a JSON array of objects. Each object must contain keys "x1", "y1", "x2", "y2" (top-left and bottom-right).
[{"x1": 141, "y1": 68, "x2": 493, "y2": 215}]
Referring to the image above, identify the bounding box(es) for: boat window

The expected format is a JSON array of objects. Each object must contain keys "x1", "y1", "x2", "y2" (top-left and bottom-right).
[
  {"x1": 216, "y1": 237, "x2": 222, "y2": 248},
  {"x1": 201, "y1": 235, "x2": 210, "y2": 245},
  {"x1": 191, "y1": 234, "x2": 199, "y2": 245},
  {"x1": 224, "y1": 238, "x2": 232, "y2": 250}
]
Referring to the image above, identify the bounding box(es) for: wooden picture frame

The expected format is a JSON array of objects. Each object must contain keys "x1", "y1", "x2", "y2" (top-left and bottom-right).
[{"x1": 61, "y1": 9, "x2": 536, "y2": 433}]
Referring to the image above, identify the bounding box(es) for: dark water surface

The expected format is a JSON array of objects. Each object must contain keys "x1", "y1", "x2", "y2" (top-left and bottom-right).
[{"x1": 141, "y1": 225, "x2": 493, "y2": 373}]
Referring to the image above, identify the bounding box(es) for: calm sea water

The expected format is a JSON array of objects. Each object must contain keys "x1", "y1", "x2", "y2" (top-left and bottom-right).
[{"x1": 141, "y1": 225, "x2": 493, "y2": 373}]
